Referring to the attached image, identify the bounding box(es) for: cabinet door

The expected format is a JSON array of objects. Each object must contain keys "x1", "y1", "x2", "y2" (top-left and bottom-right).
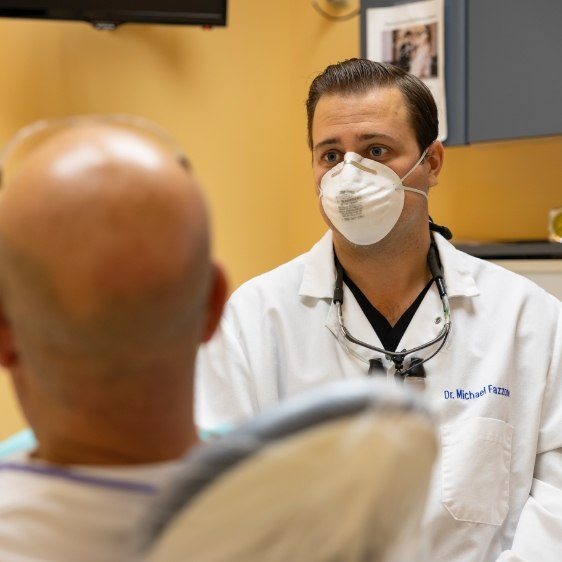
[
  {"x1": 361, "y1": 0, "x2": 562, "y2": 144},
  {"x1": 468, "y1": 0, "x2": 562, "y2": 142}
]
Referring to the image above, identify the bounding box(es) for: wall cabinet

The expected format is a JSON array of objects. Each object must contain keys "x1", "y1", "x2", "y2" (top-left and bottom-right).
[{"x1": 361, "y1": 0, "x2": 562, "y2": 145}]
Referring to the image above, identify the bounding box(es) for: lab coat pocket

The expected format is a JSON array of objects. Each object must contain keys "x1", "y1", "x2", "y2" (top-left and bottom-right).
[{"x1": 441, "y1": 417, "x2": 513, "y2": 525}]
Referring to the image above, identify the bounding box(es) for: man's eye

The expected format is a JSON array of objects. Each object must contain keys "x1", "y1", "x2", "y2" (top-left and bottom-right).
[
  {"x1": 322, "y1": 151, "x2": 339, "y2": 164},
  {"x1": 369, "y1": 146, "x2": 387, "y2": 158}
]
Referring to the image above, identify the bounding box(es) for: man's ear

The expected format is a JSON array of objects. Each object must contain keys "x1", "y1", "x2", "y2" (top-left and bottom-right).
[
  {"x1": 201, "y1": 262, "x2": 228, "y2": 343},
  {"x1": 426, "y1": 140, "x2": 444, "y2": 187},
  {"x1": 0, "y1": 307, "x2": 18, "y2": 369}
]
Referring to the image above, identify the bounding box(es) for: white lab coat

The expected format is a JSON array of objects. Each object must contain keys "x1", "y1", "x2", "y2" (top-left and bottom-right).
[{"x1": 197, "y1": 231, "x2": 562, "y2": 562}]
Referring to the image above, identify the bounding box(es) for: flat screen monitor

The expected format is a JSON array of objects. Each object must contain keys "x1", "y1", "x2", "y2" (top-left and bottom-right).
[{"x1": 0, "y1": 0, "x2": 227, "y2": 28}]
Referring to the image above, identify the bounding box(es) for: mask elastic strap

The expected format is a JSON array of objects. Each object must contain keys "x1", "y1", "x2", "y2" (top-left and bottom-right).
[
  {"x1": 403, "y1": 186, "x2": 428, "y2": 199},
  {"x1": 400, "y1": 147, "x2": 429, "y2": 184}
]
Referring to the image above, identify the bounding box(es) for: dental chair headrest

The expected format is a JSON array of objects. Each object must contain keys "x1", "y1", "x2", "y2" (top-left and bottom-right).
[{"x1": 138, "y1": 379, "x2": 436, "y2": 562}]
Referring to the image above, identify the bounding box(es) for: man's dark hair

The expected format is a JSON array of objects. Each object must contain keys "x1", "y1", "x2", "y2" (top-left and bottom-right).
[{"x1": 306, "y1": 58, "x2": 438, "y2": 153}]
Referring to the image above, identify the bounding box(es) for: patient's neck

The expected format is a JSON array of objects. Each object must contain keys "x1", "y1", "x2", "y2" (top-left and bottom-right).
[{"x1": 29, "y1": 373, "x2": 197, "y2": 467}]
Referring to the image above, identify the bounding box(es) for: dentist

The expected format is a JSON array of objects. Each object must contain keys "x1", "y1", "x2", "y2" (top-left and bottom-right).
[{"x1": 197, "y1": 59, "x2": 562, "y2": 561}]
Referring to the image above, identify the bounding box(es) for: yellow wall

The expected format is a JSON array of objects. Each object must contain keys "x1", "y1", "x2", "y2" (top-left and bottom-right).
[
  {"x1": 0, "y1": 0, "x2": 298, "y2": 438},
  {"x1": 433, "y1": 136, "x2": 562, "y2": 241},
  {"x1": 0, "y1": 0, "x2": 560, "y2": 439},
  {"x1": 0, "y1": 376, "x2": 24, "y2": 440}
]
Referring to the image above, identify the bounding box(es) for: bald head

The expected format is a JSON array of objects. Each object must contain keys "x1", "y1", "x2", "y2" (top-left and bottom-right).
[{"x1": 0, "y1": 123, "x2": 217, "y2": 381}]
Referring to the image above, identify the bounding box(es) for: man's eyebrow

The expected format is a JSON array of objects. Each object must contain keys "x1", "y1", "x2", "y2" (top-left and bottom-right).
[
  {"x1": 357, "y1": 132, "x2": 398, "y2": 142},
  {"x1": 313, "y1": 132, "x2": 398, "y2": 151},
  {"x1": 313, "y1": 138, "x2": 339, "y2": 151}
]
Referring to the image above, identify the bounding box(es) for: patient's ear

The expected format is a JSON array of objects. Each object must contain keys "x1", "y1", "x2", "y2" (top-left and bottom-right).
[
  {"x1": 0, "y1": 307, "x2": 18, "y2": 369},
  {"x1": 201, "y1": 262, "x2": 228, "y2": 343}
]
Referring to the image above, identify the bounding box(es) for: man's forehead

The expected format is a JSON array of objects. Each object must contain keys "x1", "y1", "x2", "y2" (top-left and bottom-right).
[
  {"x1": 312, "y1": 87, "x2": 411, "y2": 145},
  {"x1": 315, "y1": 88, "x2": 407, "y2": 123}
]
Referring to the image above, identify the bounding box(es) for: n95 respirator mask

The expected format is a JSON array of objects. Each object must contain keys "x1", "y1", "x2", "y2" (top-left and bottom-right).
[{"x1": 319, "y1": 151, "x2": 428, "y2": 246}]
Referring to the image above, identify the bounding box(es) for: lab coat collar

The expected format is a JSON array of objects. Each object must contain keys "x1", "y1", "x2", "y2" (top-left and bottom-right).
[
  {"x1": 433, "y1": 233, "x2": 480, "y2": 298},
  {"x1": 298, "y1": 229, "x2": 480, "y2": 300},
  {"x1": 298, "y1": 231, "x2": 336, "y2": 299}
]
